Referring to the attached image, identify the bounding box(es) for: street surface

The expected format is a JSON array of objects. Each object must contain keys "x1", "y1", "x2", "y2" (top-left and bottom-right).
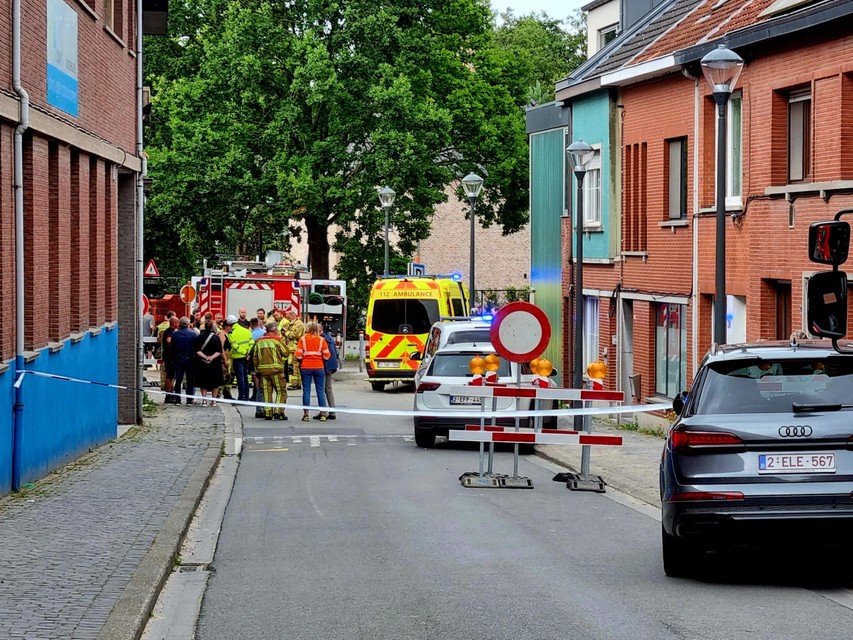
[{"x1": 183, "y1": 373, "x2": 853, "y2": 639}]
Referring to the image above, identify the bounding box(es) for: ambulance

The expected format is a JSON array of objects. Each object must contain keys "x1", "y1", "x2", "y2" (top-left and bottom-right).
[{"x1": 365, "y1": 276, "x2": 470, "y2": 390}]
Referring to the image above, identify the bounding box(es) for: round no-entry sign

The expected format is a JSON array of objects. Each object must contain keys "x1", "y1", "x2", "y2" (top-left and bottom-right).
[
  {"x1": 489, "y1": 301, "x2": 551, "y2": 363},
  {"x1": 180, "y1": 284, "x2": 196, "y2": 303},
  {"x1": 142, "y1": 294, "x2": 150, "y2": 316}
]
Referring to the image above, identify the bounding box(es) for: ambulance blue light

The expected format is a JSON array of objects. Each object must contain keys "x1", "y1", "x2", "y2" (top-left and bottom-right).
[
  {"x1": 481, "y1": 314, "x2": 494, "y2": 323},
  {"x1": 451, "y1": 272, "x2": 462, "y2": 281}
]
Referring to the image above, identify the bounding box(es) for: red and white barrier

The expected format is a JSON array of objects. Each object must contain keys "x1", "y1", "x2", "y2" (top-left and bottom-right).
[
  {"x1": 440, "y1": 384, "x2": 623, "y2": 403},
  {"x1": 450, "y1": 424, "x2": 622, "y2": 446}
]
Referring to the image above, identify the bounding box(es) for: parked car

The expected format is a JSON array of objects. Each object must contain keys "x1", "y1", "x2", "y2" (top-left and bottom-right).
[
  {"x1": 660, "y1": 340, "x2": 853, "y2": 577},
  {"x1": 413, "y1": 344, "x2": 556, "y2": 449},
  {"x1": 417, "y1": 319, "x2": 493, "y2": 377}
]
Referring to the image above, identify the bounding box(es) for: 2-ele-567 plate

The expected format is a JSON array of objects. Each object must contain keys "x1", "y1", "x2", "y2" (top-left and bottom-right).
[{"x1": 758, "y1": 452, "x2": 836, "y2": 474}]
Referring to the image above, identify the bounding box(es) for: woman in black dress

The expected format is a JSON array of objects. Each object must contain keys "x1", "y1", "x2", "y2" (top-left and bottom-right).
[{"x1": 194, "y1": 320, "x2": 224, "y2": 405}]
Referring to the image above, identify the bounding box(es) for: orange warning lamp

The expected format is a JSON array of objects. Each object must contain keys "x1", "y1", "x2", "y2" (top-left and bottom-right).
[
  {"x1": 469, "y1": 356, "x2": 486, "y2": 375},
  {"x1": 484, "y1": 353, "x2": 501, "y2": 372},
  {"x1": 536, "y1": 358, "x2": 553, "y2": 377},
  {"x1": 529, "y1": 357, "x2": 541, "y2": 374},
  {"x1": 587, "y1": 360, "x2": 608, "y2": 380}
]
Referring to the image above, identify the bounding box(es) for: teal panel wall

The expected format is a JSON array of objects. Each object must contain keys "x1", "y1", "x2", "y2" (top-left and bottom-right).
[
  {"x1": 571, "y1": 91, "x2": 614, "y2": 260},
  {"x1": 530, "y1": 128, "x2": 566, "y2": 383}
]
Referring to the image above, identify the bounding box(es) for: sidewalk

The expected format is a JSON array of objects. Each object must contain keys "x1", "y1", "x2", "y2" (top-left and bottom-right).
[
  {"x1": 0, "y1": 399, "x2": 225, "y2": 640},
  {"x1": 0, "y1": 371, "x2": 664, "y2": 640},
  {"x1": 536, "y1": 416, "x2": 665, "y2": 508}
]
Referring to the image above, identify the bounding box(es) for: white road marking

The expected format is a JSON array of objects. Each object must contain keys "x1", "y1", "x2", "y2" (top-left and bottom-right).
[{"x1": 309, "y1": 436, "x2": 321, "y2": 447}]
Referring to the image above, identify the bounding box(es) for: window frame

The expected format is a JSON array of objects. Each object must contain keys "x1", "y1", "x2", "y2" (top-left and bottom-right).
[
  {"x1": 726, "y1": 92, "x2": 743, "y2": 206},
  {"x1": 582, "y1": 147, "x2": 602, "y2": 228},
  {"x1": 787, "y1": 88, "x2": 812, "y2": 183},
  {"x1": 583, "y1": 296, "x2": 599, "y2": 369},
  {"x1": 655, "y1": 303, "x2": 687, "y2": 398},
  {"x1": 667, "y1": 137, "x2": 687, "y2": 221},
  {"x1": 598, "y1": 23, "x2": 618, "y2": 50}
]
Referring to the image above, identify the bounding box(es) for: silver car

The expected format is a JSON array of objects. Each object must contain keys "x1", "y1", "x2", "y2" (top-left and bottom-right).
[
  {"x1": 413, "y1": 344, "x2": 555, "y2": 449},
  {"x1": 661, "y1": 340, "x2": 853, "y2": 577}
]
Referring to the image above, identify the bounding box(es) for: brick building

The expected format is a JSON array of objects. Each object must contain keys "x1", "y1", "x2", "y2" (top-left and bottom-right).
[
  {"x1": 540, "y1": 0, "x2": 853, "y2": 423},
  {"x1": 0, "y1": 0, "x2": 143, "y2": 494}
]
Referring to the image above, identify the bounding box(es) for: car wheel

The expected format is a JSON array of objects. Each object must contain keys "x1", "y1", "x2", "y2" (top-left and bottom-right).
[
  {"x1": 414, "y1": 429, "x2": 436, "y2": 448},
  {"x1": 661, "y1": 524, "x2": 695, "y2": 578},
  {"x1": 371, "y1": 382, "x2": 386, "y2": 392}
]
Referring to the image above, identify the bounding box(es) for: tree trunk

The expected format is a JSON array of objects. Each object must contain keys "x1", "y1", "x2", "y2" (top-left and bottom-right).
[{"x1": 305, "y1": 215, "x2": 330, "y2": 278}]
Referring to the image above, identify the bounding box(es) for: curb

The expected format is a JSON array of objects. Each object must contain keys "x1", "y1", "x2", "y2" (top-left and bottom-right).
[{"x1": 96, "y1": 430, "x2": 224, "y2": 640}]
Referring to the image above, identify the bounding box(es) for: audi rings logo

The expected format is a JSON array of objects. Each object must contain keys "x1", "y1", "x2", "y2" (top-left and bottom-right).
[{"x1": 779, "y1": 425, "x2": 813, "y2": 437}]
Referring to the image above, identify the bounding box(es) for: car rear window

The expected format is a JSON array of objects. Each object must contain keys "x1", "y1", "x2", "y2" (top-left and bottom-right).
[
  {"x1": 694, "y1": 357, "x2": 853, "y2": 414},
  {"x1": 372, "y1": 299, "x2": 439, "y2": 335},
  {"x1": 446, "y1": 330, "x2": 490, "y2": 345},
  {"x1": 429, "y1": 353, "x2": 512, "y2": 378}
]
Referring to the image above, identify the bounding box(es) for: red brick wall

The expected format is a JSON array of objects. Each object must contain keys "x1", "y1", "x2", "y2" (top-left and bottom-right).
[
  {"x1": 20, "y1": 0, "x2": 138, "y2": 153},
  {"x1": 24, "y1": 135, "x2": 50, "y2": 350},
  {"x1": 89, "y1": 156, "x2": 105, "y2": 328},
  {"x1": 0, "y1": 124, "x2": 13, "y2": 361},
  {"x1": 48, "y1": 142, "x2": 72, "y2": 342},
  {"x1": 70, "y1": 150, "x2": 91, "y2": 334}
]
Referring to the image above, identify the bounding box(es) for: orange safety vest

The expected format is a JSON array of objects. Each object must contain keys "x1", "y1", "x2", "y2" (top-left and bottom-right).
[{"x1": 295, "y1": 334, "x2": 330, "y2": 369}]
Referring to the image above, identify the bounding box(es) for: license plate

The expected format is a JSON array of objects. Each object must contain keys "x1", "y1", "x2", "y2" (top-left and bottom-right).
[
  {"x1": 758, "y1": 452, "x2": 836, "y2": 474},
  {"x1": 450, "y1": 396, "x2": 482, "y2": 405},
  {"x1": 375, "y1": 361, "x2": 400, "y2": 369}
]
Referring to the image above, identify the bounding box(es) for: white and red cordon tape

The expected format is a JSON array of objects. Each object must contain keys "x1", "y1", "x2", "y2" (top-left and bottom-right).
[{"x1": 13, "y1": 369, "x2": 671, "y2": 421}]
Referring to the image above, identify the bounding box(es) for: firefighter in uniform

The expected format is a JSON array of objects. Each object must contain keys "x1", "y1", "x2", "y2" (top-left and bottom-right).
[
  {"x1": 252, "y1": 322, "x2": 290, "y2": 420},
  {"x1": 284, "y1": 308, "x2": 305, "y2": 390}
]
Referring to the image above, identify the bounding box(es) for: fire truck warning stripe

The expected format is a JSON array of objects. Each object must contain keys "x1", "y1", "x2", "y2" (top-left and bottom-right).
[{"x1": 14, "y1": 370, "x2": 668, "y2": 420}]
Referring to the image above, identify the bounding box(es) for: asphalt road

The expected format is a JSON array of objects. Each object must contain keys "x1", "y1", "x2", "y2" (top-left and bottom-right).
[{"x1": 194, "y1": 373, "x2": 853, "y2": 640}]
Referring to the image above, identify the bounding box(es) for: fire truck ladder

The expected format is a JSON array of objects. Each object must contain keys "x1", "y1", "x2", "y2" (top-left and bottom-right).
[{"x1": 209, "y1": 273, "x2": 224, "y2": 314}]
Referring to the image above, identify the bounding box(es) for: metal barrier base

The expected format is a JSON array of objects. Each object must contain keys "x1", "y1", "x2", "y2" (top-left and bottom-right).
[
  {"x1": 459, "y1": 472, "x2": 533, "y2": 489},
  {"x1": 564, "y1": 473, "x2": 606, "y2": 493}
]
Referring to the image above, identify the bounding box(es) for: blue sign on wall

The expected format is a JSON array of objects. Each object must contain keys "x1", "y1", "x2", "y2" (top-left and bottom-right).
[{"x1": 47, "y1": 0, "x2": 79, "y2": 117}]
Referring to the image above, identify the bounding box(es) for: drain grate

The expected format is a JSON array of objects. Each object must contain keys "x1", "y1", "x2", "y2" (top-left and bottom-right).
[{"x1": 176, "y1": 563, "x2": 209, "y2": 572}]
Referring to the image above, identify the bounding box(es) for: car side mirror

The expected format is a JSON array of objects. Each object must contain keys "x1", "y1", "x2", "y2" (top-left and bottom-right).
[
  {"x1": 549, "y1": 368, "x2": 559, "y2": 377},
  {"x1": 809, "y1": 221, "x2": 850, "y2": 266},
  {"x1": 410, "y1": 352, "x2": 422, "y2": 361},
  {"x1": 672, "y1": 391, "x2": 688, "y2": 416},
  {"x1": 807, "y1": 271, "x2": 848, "y2": 339}
]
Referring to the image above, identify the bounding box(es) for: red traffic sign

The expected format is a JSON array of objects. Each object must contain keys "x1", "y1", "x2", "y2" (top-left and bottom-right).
[
  {"x1": 489, "y1": 302, "x2": 551, "y2": 363},
  {"x1": 180, "y1": 284, "x2": 196, "y2": 303},
  {"x1": 142, "y1": 294, "x2": 150, "y2": 316},
  {"x1": 144, "y1": 259, "x2": 160, "y2": 277}
]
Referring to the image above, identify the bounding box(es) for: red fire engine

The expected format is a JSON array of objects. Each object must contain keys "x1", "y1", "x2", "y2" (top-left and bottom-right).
[{"x1": 192, "y1": 259, "x2": 311, "y2": 319}]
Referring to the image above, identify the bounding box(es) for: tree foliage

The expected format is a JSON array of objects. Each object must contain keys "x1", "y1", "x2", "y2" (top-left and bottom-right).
[{"x1": 144, "y1": 0, "x2": 534, "y2": 284}]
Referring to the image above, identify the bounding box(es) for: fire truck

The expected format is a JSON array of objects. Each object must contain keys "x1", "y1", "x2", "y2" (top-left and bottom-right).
[{"x1": 192, "y1": 258, "x2": 311, "y2": 320}]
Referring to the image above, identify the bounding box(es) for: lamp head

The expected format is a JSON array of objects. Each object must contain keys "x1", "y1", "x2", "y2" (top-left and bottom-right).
[
  {"x1": 700, "y1": 44, "x2": 743, "y2": 96},
  {"x1": 378, "y1": 185, "x2": 396, "y2": 208},
  {"x1": 461, "y1": 173, "x2": 484, "y2": 200},
  {"x1": 566, "y1": 139, "x2": 595, "y2": 173}
]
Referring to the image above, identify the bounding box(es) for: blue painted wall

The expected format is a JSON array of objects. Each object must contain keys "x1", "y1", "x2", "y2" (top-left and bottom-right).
[
  {"x1": 571, "y1": 91, "x2": 614, "y2": 260},
  {"x1": 0, "y1": 367, "x2": 14, "y2": 495},
  {"x1": 11, "y1": 326, "x2": 118, "y2": 489}
]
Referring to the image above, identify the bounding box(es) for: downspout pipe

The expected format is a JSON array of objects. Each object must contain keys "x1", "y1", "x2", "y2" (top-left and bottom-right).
[
  {"x1": 136, "y1": 0, "x2": 145, "y2": 421},
  {"x1": 13, "y1": 0, "x2": 30, "y2": 490}
]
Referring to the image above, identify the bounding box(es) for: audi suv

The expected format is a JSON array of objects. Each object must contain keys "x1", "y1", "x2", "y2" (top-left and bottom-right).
[{"x1": 661, "y1": 340, "x2": 853, "y2": 577}]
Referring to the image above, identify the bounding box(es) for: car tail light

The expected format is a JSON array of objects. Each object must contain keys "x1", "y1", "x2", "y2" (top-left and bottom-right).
[
  {"x1": 667, "y1": 491, "x2": 745, "y2": 502},
  {"x1": 671, "y1": 429, "x2": 745, "y2": 451},
  {"x1": 416, "y1": 382, "x2": 441, "y2": 393},
  {"x1": 847, "y1": 436, "x2": 853, "y2": 450}
]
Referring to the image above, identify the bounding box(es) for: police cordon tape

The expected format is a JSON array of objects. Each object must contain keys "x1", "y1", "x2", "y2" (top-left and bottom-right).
[{"x1": 14, "y1": 369, "x2": 671, "y2": 419}]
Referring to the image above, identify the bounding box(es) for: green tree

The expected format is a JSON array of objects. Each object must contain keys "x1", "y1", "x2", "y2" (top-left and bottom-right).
[
  {"x1": 494, "y1": 9, "x2": 587, "y2": 104},
  {"x1": 145, "y1": 0, "x2": 531, "y2": 283}
]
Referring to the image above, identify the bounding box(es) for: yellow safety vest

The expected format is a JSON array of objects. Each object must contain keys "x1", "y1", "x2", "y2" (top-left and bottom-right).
[{"x1": 230, "y1": 323, "x2": 254, "y2": 359}]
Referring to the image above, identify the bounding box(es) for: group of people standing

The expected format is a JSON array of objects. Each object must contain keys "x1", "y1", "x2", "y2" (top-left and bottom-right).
[{"x1": 153, "y1": 306, "x2": 340, "y2": 419}]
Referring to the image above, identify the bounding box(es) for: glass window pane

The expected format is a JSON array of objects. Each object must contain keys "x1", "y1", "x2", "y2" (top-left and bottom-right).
[
  {"x1": 728, "y1": 96, "x2": 742, "y2": 199},
  {"x1": 789, "y1": 100, "x2": 805, "y2": 182}
]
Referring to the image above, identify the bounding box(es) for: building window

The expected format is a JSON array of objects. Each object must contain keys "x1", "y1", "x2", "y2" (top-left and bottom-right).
[
  {"x1": 655, "y1": 303, "x2": 687, "y2": 398},
  {"x1": 726, "y1": 93, "x2": 742, "y2": 205},
  {"x1": 102, "y1": 0, "x2": 113, "y2": 29},
  {"x1": 583, "y1": 149, "x2": 602, "y2": 227},
  {"x1": 788, "y1": 89, "x2": 811, "y2": 182},
  {"x1": 667, "y1": 138, "x2": 687, "y2": 220},
  {"x1": 598, "y1": 24, "x2": 618, "y2": 50},
  {"x1": 774, "y1": 280, "x2": 791, "y2": 340},
  {"x1": 583, "y1": 296, "x2": 599, "y2": 369}
]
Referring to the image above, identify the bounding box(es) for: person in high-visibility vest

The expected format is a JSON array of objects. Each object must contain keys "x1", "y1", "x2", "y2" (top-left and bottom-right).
[
  {"x1": 229, "y1": 317, "x2": 255, "y2": 401},
  {"x1": 295, "y1": 321, "x2": 331, "y2": 421},
  {"x1": 252, "y1": 322, "x2": 290, "y2": 420}
]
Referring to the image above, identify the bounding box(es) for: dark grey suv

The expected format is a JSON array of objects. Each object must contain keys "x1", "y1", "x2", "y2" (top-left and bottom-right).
[{"x1": 660, "y1": 340, "x2": 853, "y2": 577}]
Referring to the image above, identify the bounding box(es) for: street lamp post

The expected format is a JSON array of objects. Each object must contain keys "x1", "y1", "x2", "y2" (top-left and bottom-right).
[
  {"x1": 461, "y1": 173, "x2": 484, "y2": 312},
  {"x1": 378, "y1": 186, "x2": 396, "y2": 277},
  {"x1": 701, "y1": 44, "x2": 743, "y2": 346}
]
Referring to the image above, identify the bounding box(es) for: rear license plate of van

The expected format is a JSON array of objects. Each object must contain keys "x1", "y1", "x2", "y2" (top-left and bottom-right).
[{"x1": 758, "y1": 453, "x2": 836, "y2": 474}]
